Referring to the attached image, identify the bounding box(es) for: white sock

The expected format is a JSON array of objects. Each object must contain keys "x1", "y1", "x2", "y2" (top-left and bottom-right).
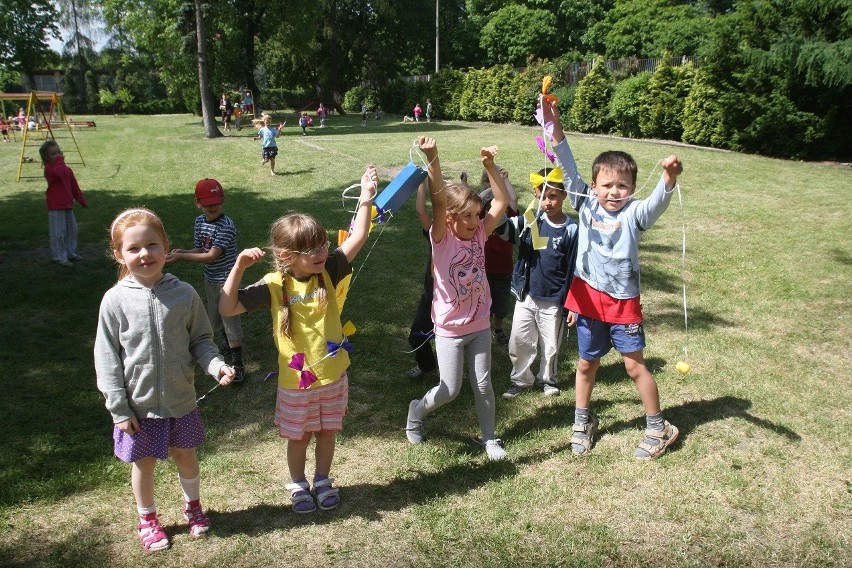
[
  {"x1": 179, "y1": 474, "x2": 201, "y2": 502},
  {"x1": 137, "y1": 503, "x2": 157, "y2": 516}
]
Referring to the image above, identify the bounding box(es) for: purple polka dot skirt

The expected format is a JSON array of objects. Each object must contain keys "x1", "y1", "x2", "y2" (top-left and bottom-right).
[{"x1": 113, "y1": 407, "x2": 206, "y2": 463}]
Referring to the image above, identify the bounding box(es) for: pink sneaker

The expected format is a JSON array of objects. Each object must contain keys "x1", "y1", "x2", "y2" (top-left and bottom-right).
[
  {"x1": 137, "y1": 513, "x2": 170, "y2": 551},
  {"x1": 184, "y1": 500, "x2": 211, "y2": 537}
]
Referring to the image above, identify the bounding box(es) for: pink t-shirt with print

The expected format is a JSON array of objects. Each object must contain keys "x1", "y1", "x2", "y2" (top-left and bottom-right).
[{"x1": 430, "y1": 222, "x2": 492, "y2": 337}]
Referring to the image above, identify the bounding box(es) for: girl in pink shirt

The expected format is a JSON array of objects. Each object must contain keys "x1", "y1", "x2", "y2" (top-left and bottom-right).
[{"x1": 405, "y1": 136, "x2": 511, "y2": 461}]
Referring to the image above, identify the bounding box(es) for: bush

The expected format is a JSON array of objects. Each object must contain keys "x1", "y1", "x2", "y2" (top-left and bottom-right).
[
  {"x1": 342, "y1": 87, "x2": 378, "y2": 113},
  {"x1": 552, "y1": 85, "x2": 576, "y2": 132},
  {"x1": 571, "y1": 56, "x2": 613, "y2": 133},
  {"x1": 428, "y1": 68, "x2": 464, "y2": 120},
  {"x1": 458, "y1": 66, "x2": 519, "y2": 122},
  {"x1": 639, "y1": 56, "x2": 688, "y2": 140},
  {"x1": 609, "y1": 72, "x2": 652, "y2": 138},
  {"x1": 682, "y1": 68, "x2": 730, "y2": 148}
]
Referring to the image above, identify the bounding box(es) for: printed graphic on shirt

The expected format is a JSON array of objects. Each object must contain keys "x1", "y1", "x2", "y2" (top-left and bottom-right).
[
  {"x1": 581, "y1": 212, "x2": 637, "y2": 297},
  {"x1": 440, "y1": 241, "x2": 487, "y2": 325}
]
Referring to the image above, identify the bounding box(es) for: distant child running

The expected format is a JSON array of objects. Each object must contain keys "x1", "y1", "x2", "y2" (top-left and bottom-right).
[
  {"x1": 253, "y1": 114, "x2": 282, "y2": 176},
  {"x1": 405, "y1": 136, "x2": 510, "y2": 461},
  {"x1": 168, "y1": 179, "x2": 247, "y2": 383},
  {"x1": 0, "y1": 116, "x2": 9, "y2": 142},
  {"x1": 543, "y1": 98, "x2": 684, "y2": 460},
  {"x1": 299, "y1": 112, "x2": 309, "y2": 136},
  {"x1": 41, "y1": 140, "x2": 88, "y2": 268},
  {"x1": 219, "y1": 165, "x2": 379, "y2": 513},
  {"x1": 413, "y1": 103, "x2": 423, "y2": 122},
  {"x1": 426, "y1": 99, "x2": 434, "y2": 122},
  {"x1": 496, "y1": 166, "x2": 578, "y2": 399},
  {"x1": 94, "y1": 208, "x2": 235, "y2": 552}
]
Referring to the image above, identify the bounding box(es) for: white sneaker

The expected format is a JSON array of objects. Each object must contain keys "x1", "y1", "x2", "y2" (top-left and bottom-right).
[
  {"x1": 405, "y1": 400, "x2": 424, "y2": 443},
  {"x1": 484, "y1": 439, "x2": 507, "y2": 461},
  {"x1": 542, "y1": 384, "x2": 560, "y2": 397}
]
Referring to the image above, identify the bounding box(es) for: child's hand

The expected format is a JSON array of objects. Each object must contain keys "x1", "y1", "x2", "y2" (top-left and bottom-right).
[
  {"x1": 117, "y1": 416, "x2": 140, "y2": 435},
  {"x1": 236, "y1": 247, "x2": 265, "y2": 269},
  {"x1": 541, "y1": 97, "x2": 560, "y2": 125},
  {"x1": 480, "y1": 146, "x2": 499, "y2": 166},
  {"x1": 361, "y1": 164, "x2": 378, "y2": 199},
  {"x1": 418, "y1": 136, "x2": 437, "y2": 158},
  {"x1": 565, "y1": 311, "x2": 577, "y2": 327},
  {"x1": 662, "y1": 155, "x2": 683, "y2": 179},
  {"x1": 218, "y1": 365, "x2": 235, "y2": 386}
]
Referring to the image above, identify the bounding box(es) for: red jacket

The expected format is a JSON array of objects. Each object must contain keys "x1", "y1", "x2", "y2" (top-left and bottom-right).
[{"x1": 45, "y1": 157, "x2": 87, "y2": 211}]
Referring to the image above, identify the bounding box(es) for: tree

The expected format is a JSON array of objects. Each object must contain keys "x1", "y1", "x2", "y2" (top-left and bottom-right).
[
  {"x1": 571, "y1": 56, "x2": 612, "y2": 133},
  {"x1": 0, "y1": 0, "x2": 60, "y2": 87},
  {"x1": 56, "y1": 0, "x2": 100, "y2": 110},
  {"x1": 193, "y1": 0, "x2": 220, "y2": 137},
  {"x1": 479, "y1": 4, "x2": 558, "y2": 66}
]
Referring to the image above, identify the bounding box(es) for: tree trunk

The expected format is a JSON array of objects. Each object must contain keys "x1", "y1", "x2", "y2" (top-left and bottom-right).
[{"x1": 195, "y1": 0, "x2": 222, "y2": 138}]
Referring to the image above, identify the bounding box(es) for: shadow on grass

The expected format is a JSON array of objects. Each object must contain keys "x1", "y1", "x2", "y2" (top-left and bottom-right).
[{"x1": 600, "y1": 395, "x2": 802, "y2": 448}]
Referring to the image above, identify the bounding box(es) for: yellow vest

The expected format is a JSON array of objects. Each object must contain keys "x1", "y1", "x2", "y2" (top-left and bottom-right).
[{"x1": 264, "y1": 271, "x2": 350, "y2": 390}]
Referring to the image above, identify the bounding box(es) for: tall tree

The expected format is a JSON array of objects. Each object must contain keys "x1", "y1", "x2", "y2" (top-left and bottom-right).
[
  {"x1": 0, "y1": 0, "x2": 60, "y2": 87},
  {"x1": 194, "y1": 0, "x2": 220, "y2": 137},
  {"x1": 55, "y1": 0, "x2": 100, "y2": 109}
]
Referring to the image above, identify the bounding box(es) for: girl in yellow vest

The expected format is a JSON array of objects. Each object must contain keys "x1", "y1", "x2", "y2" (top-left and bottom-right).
[{"x1": 219, "y1": 165, "x2": 378, "y2": 513}]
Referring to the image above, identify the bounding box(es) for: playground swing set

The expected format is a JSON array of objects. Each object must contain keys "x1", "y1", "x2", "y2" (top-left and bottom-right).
[{"x1": 0, "y1": 91, "x2": 87, "y2": 182}]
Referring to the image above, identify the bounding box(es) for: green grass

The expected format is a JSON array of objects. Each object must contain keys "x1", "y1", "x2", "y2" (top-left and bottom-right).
[{"x1": 0, "y1": 112, "x2": 850, "y2": 567}]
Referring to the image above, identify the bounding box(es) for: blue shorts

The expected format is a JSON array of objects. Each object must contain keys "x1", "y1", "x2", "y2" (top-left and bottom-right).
[{"x1": 575, "y1": 314, "x2": 645, "y2": 360}]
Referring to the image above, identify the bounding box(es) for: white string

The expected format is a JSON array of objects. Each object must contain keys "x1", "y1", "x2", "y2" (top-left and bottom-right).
[
  {"x1": 402, "y1": 330, "x2": 436, "y2": 354},
  {"x1": 350, "y1": 209, "x2": 393, "y2": 286},
  {"x1": 196, "y1": 375, "x2": 223, "y2": 403},
  {"x1": 676, "y1": 182, "x2": 690, "y2": 362}
]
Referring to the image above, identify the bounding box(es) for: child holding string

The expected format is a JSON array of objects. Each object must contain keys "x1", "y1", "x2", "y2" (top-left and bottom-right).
[
  {"x1": 219, "y1": 165, "x2": 378, "y2": 513},
  {"x1": 94, "y1": 208, "x2": 235, "y2": 551},
  {"x1": 542, "y1": 97, "x2": 684, "y2": 460},
  {"x1": 405, "y1": 136, "x2": 510, "y2": 461}
]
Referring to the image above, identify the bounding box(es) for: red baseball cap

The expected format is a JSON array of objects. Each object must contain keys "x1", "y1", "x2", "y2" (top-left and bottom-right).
[{"x1": 195, "y1": 178, "x2": 224, "y2": 206}]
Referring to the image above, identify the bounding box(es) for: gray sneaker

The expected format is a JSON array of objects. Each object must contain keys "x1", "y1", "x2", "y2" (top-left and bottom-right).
[
  {"x1": 404, "y1": 365, "x2": 431, "y2": 379},
  {"x1": 502, "y1": 385, "x2": 531, "y2": 400},
  {"x1": 542, "y1": 384, "x2": 560, "y2": 397},
  {"x1": 405, "y1": 400, "x2": 424, "y2": 443}
]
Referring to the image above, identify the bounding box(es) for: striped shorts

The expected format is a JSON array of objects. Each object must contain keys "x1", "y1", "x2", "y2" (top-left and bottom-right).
[{"x1": 274, "y1": 373, "x2": 348, "y2": 439}]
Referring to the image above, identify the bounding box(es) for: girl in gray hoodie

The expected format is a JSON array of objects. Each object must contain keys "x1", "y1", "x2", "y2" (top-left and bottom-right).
[{"x1": 94, "y1": 208, "x2": 235, "y2": 551}]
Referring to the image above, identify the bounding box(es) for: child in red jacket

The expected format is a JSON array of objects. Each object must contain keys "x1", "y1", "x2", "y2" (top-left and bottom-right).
[{"x1": 40, "y1": 140, "x2": 88, "y2": 267}]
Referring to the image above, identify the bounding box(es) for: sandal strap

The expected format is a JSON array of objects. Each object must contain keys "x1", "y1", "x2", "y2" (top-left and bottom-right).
[
  {"x1": 312, "y1": 476, "x2": 335, "y2": 489},
  {"x1": 285, "y1": 481, "x2": 311, "y2": 493}
]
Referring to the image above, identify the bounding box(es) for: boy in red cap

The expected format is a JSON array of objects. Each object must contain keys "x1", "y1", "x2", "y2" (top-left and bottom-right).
[{"x1": 168, "y1": 179, "x2": 246, "y2": 382}]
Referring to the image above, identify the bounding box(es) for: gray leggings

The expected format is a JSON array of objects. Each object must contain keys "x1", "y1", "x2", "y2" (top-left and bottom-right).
[{"x1": 416, "y1": 328, "x2": 497, "y2": 442}]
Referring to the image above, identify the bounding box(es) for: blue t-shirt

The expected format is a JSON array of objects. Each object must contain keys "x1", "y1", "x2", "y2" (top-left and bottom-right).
[
  {"x1": 193, "y1": 214, "x2": 238, "y2": 283},
  {"x1": 258, "y1": 126, "x2": 278, "y2": 148}
]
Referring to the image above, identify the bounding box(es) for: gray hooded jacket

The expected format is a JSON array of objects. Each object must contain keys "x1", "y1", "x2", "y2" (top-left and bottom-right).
[{"x1": 94, "y1": 273, "x2": 226, "y2": 424}]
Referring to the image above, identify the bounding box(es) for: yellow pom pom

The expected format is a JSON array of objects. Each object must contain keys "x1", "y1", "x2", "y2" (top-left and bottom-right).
[
  {"x1": 676, "y1": 361, "x2": 691, "y2": 375},
  {"x1": 342, "y1": 321, "x2": 357, "y2": 336}
]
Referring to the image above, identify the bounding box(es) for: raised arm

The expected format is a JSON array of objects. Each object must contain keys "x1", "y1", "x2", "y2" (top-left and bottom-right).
[
  {"x1": 500, "y1": 167, "x2": 518, "y2": 211},
  {"x1": 219, "y1": 248, "x2": 265, "y2": 316},
  {"x1": 415, "y1": 180, "x2": 431, "y2": 232},
  {"x1": 340, "y1": 165, "x2": 379, "y2": 262},
  {"x1": 661, "y1": 154, "x2": 683, "y2": 191},
  {"x1": 481, "y1": 147, "x2": 508, "y2": 236},
  {"x1": 418, "y1": 136, "x2": 447, "y2": 242}
]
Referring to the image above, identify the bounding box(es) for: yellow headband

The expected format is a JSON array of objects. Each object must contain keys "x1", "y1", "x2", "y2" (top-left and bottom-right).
[{"x1": 529, "y1": 168, "x2": 564, "y2": 190}]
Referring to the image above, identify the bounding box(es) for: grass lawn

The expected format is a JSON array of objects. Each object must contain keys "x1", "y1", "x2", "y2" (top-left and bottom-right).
[{"x1": 0, "y1": 111, "x2": 850, "y2": 568}]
